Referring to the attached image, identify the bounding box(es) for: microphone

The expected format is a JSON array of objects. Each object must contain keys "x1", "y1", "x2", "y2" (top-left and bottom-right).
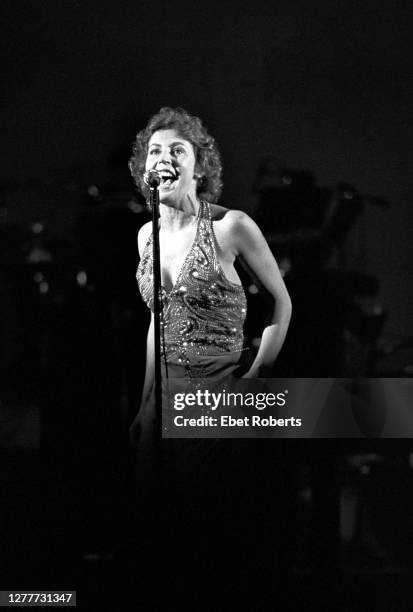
[{"x1": 143, "y1": 169, "x2": 162, "y2": 188}]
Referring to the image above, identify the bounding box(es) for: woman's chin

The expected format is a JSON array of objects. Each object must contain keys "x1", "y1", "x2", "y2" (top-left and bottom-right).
[
  {"x1": 159, "y1": 182, "x2": 175, "y2": 193},
  {"x1": 159, "y1": 195, "x2": 179, "y2": 208},
  {"x1": 158, "y1": 186, "x2": 196, "y2": 208},
  {"x1": 158, "y1": 183, "x2": 177, "y2": 201}
]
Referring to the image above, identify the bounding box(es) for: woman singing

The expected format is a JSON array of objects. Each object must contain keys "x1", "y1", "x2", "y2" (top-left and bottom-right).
[
  {"x1": 128, "y1": 108, "x2": 293, "y2": 606},
  {"x1": 129, "y1": 107, "x2": 291, "y2": 428}
]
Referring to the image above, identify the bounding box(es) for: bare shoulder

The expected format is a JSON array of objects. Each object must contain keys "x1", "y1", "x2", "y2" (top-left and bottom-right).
[
  {"x1": 210, "y1": 204, "x2": 251, "y2": 227},
  {"x1": 211, "y1": 205, "x2": 259, "y2": 235},
  {"x1": 137, "y1": 221, "x2": 152, "y2": 257},
  {"x1": 210, "y1": 205, "x2": 263, "y2": 256}
]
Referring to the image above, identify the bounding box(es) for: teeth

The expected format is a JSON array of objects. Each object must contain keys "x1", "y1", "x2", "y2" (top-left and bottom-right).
[{"x1": 160, "y1": 175, "x2": 176, "y2": 186}]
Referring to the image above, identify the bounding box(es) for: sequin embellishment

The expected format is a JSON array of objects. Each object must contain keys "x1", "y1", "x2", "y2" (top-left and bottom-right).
[{"x1": 136, "y1": 201, "x2": 247, "y2": 368}]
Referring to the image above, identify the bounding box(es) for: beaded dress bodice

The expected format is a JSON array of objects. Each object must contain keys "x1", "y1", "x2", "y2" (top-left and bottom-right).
[{"x1": 136, "y1": 201, "x2": 247, "y2": 364}]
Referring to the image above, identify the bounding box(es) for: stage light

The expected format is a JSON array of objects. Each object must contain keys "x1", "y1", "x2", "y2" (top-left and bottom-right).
[
  {"x1": 32, "y1": 222, "x2": 43, "y2": 234},
  {"x1": 76, "y1": 270, "x2": 87, "y2": 287},
  {"x1": 343, "y1": 190, "x2": 354, "y2": 200},
  {"x1": 87, "y1": 185, "x2": 99, "y2": 197},
  {"x1": 39, "y1": 281, "x2": 49, "y2": 294},
  {"x1": 279, "y1": 256, "x2": 292, "y2": 278},
  {"x1": 33, "y1": 272, "x2": 44, "y2": 283},
  {"x1": 128, "y1": 200, "x2": 145, "y2": 213},
  {"x1": 372, "y1": 304, "x2": 383, "y2": 315}
]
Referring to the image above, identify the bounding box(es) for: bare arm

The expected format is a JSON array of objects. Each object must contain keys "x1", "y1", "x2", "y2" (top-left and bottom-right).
[
  {"x1": 229, "y1": 211, "x2": 292, "y2": 376},
  {"x1": 137, "y1": 222, "x2": 155, "y2": 407},
  {"x1": 140, "y1": 313, "x2": 155, "y2": 407}
]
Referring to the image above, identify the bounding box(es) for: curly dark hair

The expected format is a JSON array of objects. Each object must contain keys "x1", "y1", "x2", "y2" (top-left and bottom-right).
[{"x1": 129, "y1": 107, "x2": 223, "y2": 203}]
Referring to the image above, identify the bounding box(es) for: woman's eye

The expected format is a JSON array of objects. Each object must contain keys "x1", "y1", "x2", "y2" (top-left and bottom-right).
[
  {"x1": 149, "y1": 149, "x2": 160, "y2": 156},
  {"x1": 173, "y1": 148, "x2": 185, "y2": 155}
]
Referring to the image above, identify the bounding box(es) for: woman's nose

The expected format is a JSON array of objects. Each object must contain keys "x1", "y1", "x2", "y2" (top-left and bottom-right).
[{"x1": 157, "y1": 149, "x2": 172, "y2": 164}]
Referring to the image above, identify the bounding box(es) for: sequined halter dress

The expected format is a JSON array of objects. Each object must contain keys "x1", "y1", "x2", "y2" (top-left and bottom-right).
[{"x1": 136, "y1": 201, "x2": 247, "y2": 378}]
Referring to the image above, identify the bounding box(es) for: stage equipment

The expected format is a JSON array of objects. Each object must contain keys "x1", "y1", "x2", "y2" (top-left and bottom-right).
[{"x1": 145, "y1": 171, "x2": 163, "y2": 433}]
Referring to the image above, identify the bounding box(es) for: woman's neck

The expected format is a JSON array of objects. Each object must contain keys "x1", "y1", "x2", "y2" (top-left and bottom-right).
[{"x1": 160, "y1": 194, "x2": 200, "y2": 231}]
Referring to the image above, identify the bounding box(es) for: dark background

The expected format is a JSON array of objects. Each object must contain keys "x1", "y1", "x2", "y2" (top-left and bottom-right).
[
  {"x1": 2, "y1": 0, "x2": 413, "y2": 338},
  {"x1": 1, "y1": 1, "x2": 413, "y2": 610}
]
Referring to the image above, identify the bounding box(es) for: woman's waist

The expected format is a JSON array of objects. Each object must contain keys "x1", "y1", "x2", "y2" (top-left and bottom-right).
[
  {"x1": 162, "y1": 332, "x2": 246, "y2": 356},
  {"x1": 162, "y1": 346, "x2": 250, "y2": 379}
]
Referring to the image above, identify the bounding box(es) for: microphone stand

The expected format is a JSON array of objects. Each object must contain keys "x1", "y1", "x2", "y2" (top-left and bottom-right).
[{"x1": 149, "y1": 183, "x2": 163, "y2": 441}]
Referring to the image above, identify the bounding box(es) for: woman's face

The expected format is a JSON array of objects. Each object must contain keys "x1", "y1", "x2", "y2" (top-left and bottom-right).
[{"x1": 145, "y1": 129, "x2": 197, "y2": 205}]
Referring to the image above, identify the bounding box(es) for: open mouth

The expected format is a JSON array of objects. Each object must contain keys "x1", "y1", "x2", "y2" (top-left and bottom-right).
[{"x1": 159, "y1": 170, "x2": 178, "y2": 187}]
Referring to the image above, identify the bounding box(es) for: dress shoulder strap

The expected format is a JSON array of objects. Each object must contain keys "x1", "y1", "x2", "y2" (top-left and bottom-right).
[{"x1": 200, "y1": 200, "x2": 212, "y2": 223}]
